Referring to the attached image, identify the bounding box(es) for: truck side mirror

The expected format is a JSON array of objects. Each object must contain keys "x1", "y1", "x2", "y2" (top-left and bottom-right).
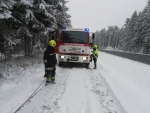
[
  {"x1": 51, "y1": 34, "x2": 54, "y2": 40},
  {"x1": 90, "y1": 43, "x2": 93, "y2": 48},
  {"x1": 49, "y1": 32, "x2": 57, "y2": 41},
  {"x1": 92, "y1": 33, "x2": 95, "y2": 40}
]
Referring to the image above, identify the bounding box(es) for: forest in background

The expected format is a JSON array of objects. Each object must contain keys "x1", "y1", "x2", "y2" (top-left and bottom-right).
[
  {"x1": 1, "y1": 0, "x2": 150, "y2": 61},
  {"x1": 95, "y1": 0, "x2": 150, "y2": 54},
  {"x1": 0, "y1": 0, "x2": 71, "y2": 59}
]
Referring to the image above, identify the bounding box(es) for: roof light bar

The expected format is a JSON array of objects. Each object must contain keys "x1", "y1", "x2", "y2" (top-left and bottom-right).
[
  {"x1": 61, "y1": 28, "x2": 89, "y2": 32},
  {"x1": 84, "y1": 28, "x2": 89, "y2": 32},
  {"x1": 62, "y1": 27, "x2": 66, "y2": 30}
]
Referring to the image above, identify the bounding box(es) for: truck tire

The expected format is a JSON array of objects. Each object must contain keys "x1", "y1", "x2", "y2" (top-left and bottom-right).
[
  {"x1": 85, "y1": 63, "x2": 89, "y2": 69},
  {"x1": 58, "y1": 62, "x2": 64, "y2": 67}
]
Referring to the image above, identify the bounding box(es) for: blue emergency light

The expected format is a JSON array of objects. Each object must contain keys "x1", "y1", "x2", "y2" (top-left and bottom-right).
[
  {"x1": 62, "y1": 27, "x2": 66, "y2": 30},
  {"x1": 62, "y1": 27, "x2": 89, "y2": 31},
  {"x1": 84, "y1": 28, "x2": 89, "y2": 32}
]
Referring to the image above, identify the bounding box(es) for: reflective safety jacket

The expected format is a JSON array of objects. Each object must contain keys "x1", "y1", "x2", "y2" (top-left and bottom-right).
[
  {"x1": 92, "y1": 47, "x2": 98, "y2": 59},
  {"x1": 43, "y1": 46, "x2": 57, "y2": 70}
]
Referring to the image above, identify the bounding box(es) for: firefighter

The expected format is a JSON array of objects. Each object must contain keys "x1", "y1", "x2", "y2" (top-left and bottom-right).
[
  {"x1": 90, "y1": 44, "x2": 98, "y2": 69},
  {"x1": 43, "y1": 40, "x2": 57, "y2": 83}
]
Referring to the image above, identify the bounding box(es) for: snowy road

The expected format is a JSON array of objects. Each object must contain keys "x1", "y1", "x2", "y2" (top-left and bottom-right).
[
  {"x1": 0, "y1": 52, "x2": 150, "y2": 113},
  {"x1": 18, "y1": 65, "x2": 125, "y2": 113}
]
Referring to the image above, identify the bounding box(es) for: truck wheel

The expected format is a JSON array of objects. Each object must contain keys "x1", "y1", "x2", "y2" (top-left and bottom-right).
[
  {"x1": 58, "y1": 62, "x2": 64, "y2": 67},
  {"x1": 85, "y1": 63, "x2": 89, "y2": 69}
]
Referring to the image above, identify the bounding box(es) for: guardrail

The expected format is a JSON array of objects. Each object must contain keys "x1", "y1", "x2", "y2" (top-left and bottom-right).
[{"x1": 100, "y1": 50, "x2": 150, "y2": 65}]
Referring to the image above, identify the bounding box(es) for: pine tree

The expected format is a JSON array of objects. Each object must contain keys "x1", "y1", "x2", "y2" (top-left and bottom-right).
[
  {"x1": 0, "y1": 0, "x2": 15, "y2": 19},
  {"x1": 140, "y1": 0, "x2": 150, "y2": 53},
  {"x1": 0, "y1": 0, "x2": 72, "y2": 57},
  {"x1": 127, "y1": 11, "x2": 138, "y2": 51},
  {"x1": 0, "y1": 0, "x2": 17, "y2": 56},
  {"x1": 12, "y1": 0, "x2": 34, "y2": 56},
  {"x1": 97, "y1": 29, "x2": 106, "y2": 49},
  {"x1": 122, "y1": 18, "x2": 131, "y2": 51},
  {"x1": 55, "y1": 0, "x2": 71, "y2": 28},
  {"x1": 119, "y1": 27, "x2": 125, "y2": 50},
  {"x1": 33, "y1": 0, "x2": 57, "y2": 30},
  {"x1": 134, "y1": 12, "x2": 143, "y2": 52}
]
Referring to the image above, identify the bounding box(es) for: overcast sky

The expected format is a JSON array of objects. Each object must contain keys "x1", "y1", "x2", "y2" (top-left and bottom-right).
[{"x1": 66, "y1": 0, "x2": 148, "y2": 32}]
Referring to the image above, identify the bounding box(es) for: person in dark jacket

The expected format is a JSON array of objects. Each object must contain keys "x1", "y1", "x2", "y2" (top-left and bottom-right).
[
  {"x1": 43, "y1": 40, "x2": 57, "y2": 83},
  {"x1": 90, "y1": 44, "x2": 98, "y2": 69}
]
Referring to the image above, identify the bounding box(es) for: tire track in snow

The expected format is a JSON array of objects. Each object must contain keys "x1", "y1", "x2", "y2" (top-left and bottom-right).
[
  {"x1": 89, "y1": 64, "x2": 127, "y2": 113},
  {"x1": 37, "y1": 67, "x2": 72, "y2": 113},
  {"x1": 57, "y1": 67, "x2": 104, "y2": 113},
  {"x1": 18, "y1": 64, "x2": 127, "y2": 113},
  {"x1": 18, "y1": 66, "x2": 72, "y2": 113}
]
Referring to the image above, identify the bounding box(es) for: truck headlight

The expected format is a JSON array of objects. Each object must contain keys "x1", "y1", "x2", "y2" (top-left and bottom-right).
[
  {"x1": 60, "y1": 55, "x2": 65, "y2": 59},
  {"x1": 83, "y1": 56, "x2": 87, "y2": 60}
]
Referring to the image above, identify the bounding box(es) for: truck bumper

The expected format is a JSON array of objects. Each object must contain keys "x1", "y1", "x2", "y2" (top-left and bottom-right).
[{"x1": 58, "y1": 54, "x2": 90, "y2": 63}]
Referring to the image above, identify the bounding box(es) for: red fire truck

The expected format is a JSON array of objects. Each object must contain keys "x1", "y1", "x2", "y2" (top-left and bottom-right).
[{"x1": 48, "y1": 28, "x2": 95, "y2": 68}]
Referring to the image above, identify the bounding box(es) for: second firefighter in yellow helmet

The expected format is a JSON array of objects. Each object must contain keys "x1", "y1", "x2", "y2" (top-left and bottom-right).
[{"x1": 90, "y1": 44, "x2": 98, "y2": 69}]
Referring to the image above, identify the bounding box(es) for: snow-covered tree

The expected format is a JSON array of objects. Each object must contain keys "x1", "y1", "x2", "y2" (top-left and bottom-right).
[
  {"x1": 10, "y1": 0, "x2": 34, "y2": 55},
  {"x1": 0, "y1": 0, "x2": 18, "y2": 56},
  {"x1": 127, "y1": 11, "x2": 138, "y2": 51},
  {"x1": 121, "y1": 18, "x2": 131, "y2": 51},
  {"x1": 33, "y1": 0, "x2": 56, "y2": 30},
  {"x1": 94, "y1": 0, "x2": 150, "y2": 54},
  {"x1": 32, "y1": 0, "x2": 71, "y2": 50},
  {"x1": 0, "y1": 0, "x2": 71, "y2": 57},
  {"x1": 95, "y1": 29, "x2": 107, "y2": 49},
  {"x1": 0, "y1": 0, "x2": 15, "y2": 19},
  {"x1": 140, "y1": 0, "x2": 150, "y2": 53},
  {"x1": 134, "y1": 12, "x2": 143, "y2": 52},
  {"x1": 55, "y1": 0, "x2": 72, "y2": 28}
]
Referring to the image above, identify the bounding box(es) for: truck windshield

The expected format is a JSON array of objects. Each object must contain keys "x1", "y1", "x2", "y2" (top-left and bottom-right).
[{"x1": 61, "y1": 31, "x2": 89, "y2": 44}]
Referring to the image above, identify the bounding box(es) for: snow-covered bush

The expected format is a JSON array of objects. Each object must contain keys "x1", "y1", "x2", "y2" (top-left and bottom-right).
[{"x1": 0, "y1": 53, "x2": 44, "y2": 83}]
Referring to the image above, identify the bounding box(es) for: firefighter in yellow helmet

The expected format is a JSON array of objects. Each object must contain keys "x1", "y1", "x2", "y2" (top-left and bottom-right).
[
  {"x1": 43, "y1": 40, "x2": 57, "y2": 84},
  {"x1": 90, "y1": 44, "x2": 98, "y2": 69}
]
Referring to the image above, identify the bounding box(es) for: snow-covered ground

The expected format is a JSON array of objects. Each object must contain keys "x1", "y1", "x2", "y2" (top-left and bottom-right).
[{"x1": 0, "y1": 51, "x2": 150, "y2": 113}]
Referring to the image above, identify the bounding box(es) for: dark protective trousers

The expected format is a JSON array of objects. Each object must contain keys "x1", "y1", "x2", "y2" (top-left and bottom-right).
[
  {"x1": 90, "y1": 54, "x2": 97, "y2": 68},
  {"x1": 45, "y1": 67, "x2": 56, "y2": 82}
]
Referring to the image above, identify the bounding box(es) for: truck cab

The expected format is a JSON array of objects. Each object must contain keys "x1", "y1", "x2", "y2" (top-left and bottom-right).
[{"x1": 48, "y1": 28, "x2": 95, "y2": 68}]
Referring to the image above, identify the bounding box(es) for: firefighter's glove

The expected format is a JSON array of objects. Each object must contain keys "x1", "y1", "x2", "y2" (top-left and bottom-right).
[{"x1": 93, "y1": 48, "x2": 96, "y2": 51}]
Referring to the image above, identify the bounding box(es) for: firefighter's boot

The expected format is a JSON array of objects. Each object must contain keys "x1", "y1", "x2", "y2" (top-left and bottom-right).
[
  {"x1": 51, "y1": 72, "x2": 56, "y2": 84},
  {"x1": 93, "y1": 63, "x2": 96, "y2": 69},
  {"x1": 51, "y1": 79, "x2": 56, "y2": 84},
  {"x1": 46, "y1": 77, "x2": 51, "y2": 83}
]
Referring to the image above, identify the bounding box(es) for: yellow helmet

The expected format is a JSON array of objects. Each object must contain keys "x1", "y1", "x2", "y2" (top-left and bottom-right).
[
  {"x1": 49, "y1": 40, "x2": 56, "y2": 47},
  {"x1": 93, "y1": 44, "x2": 97, "y2": 49}
]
